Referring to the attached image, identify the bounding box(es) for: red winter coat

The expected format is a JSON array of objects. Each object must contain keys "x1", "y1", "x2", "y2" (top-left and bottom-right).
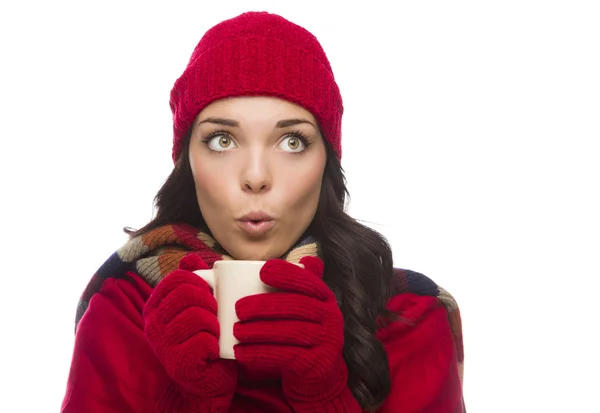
[{"x1": 61, "y1": 270, "x2": 464, "y2": 412}]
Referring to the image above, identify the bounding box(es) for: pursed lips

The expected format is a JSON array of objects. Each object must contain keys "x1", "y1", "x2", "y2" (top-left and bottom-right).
[{"x1": 236, "y1": 211, "x2": 275, "y2": 236}]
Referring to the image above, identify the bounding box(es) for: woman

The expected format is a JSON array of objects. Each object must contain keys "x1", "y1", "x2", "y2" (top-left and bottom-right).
[{"x1": 62, "y1": 11, "x2": 465, "y2": 413}]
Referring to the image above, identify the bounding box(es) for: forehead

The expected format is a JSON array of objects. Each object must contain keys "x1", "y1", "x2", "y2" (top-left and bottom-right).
[{"x1": 198, "y1": 96, "x2": 317, "y2": 125}]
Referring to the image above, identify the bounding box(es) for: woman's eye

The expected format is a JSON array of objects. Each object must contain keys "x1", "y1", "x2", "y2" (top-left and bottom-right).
[
  {"x1": 207, "y1": 134, "x2": 237, "y2": 151},
  {"x1": 279, "y1": 135, "x2": 306, "y2": 153}
]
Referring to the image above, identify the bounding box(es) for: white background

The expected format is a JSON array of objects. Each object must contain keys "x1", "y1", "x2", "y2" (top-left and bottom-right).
[{"x1": 1, "y1": 1, "x2": 599, "y2": 412}]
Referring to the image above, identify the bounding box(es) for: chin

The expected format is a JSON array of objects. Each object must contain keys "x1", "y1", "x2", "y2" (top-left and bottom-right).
[
  {"x1": 232, "y1": 251, "x2": 278, "y2": 261},
  {"x1": 228, "y1": 243, "x2": 288, "y2": 261}
]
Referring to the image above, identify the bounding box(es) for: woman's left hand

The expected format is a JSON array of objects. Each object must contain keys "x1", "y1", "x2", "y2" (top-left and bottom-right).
[{"x1": 233, "y1": 257, "x2": 349, "y2": 405}]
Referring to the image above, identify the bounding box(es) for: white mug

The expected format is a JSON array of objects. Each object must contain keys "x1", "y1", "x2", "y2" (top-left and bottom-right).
[{"x1": 194, "y1": 260, "x2": 272, "y2": 359}]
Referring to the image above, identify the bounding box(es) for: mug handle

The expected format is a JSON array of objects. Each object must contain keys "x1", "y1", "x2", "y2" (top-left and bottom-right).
[{"x1": 194, "y1": 269, "x2": 216, "y2": 292}]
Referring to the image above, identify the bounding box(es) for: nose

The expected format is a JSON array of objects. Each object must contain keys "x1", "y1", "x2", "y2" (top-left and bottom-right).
[{"x1": 241, "y1": 151, "x2": 272, "y2": 193}]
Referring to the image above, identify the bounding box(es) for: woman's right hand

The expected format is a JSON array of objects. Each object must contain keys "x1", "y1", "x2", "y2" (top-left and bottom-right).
[{"x1": 144, "y1": 254, "x2": 237, "y2": 411}]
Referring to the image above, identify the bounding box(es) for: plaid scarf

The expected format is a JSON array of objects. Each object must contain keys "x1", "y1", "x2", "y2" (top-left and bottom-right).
[
  {"x1": 75, "y1": 223, "x2": 319, "y2": 329},
  {"x1": 74, "y1": 222, "x2": 464, "y2": 385}
]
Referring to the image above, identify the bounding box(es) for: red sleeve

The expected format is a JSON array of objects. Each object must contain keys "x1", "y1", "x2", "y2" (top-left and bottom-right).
[
  {"x1": 375, "y1": 293, "x2": 464, "y2": 413},
  {"x1": 61, "y1": 273, "x2": 172, "y2": 413}
]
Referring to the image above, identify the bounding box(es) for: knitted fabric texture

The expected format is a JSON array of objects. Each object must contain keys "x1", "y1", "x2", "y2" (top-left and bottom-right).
[
  {"x1": 169, "y1": 11, "x2": 344, "y2": 162},
  {"x1": 234, "y1": 257, "x2": 354, "y2": 409},
  {"x1": 75, "y1": 223, "x2": 318, "y2": 329},
  {"x1": 74, "y1": 223, "x2": 465, "y2": 386},
  {"x1": 144, "y1": 255, "x2": 238, "y2": 412}
]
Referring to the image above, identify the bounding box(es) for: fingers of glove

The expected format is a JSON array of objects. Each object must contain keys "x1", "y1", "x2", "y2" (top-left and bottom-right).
[
  {"x1": 162, "y1": 306, "x2": 221, "y2": 345},
  {"x1": 146, "y1": 282, "x2": 217, "y2": 325},
  {"x1": 145, "y1": 269, "x2": 212, "y2": 314},
  {"x1": 234, "y1": 319, "x2": 322, "y2": 347},
  {"x1": 145, "y1": 307, "x2": 220, "y2": 360},
  {"x1": 260, "y1": 259, "x2": 332, "y2": 301},
  {"x1": 178, "y1": 254, "x2": 210, "y2": 272},
  {"x1": 235, "y1": 292, "x2": 329, "y2": 323},
  {"x1": 234, "y1": 342, "x2": 299, "y2": 370},
  {"x1": 299, "y1": 256, "x2": 324, "y2": 278}
]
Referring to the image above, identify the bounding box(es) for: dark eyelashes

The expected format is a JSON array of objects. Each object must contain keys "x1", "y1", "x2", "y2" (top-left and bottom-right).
[
  {"x1": 286, "y1": 129, "x2": 312, "y2": 147},
  {"x1": 201, "y1": 129, "x2": 231, "y2": 143},
  {"x1": 201, "y1": 129, "x2": 312, "y2": 147}
]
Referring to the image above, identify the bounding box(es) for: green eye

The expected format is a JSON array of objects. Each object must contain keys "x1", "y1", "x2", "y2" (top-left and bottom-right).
[
  {"x1": 279, "y1": 135, "x2": 306, "y2": 152},
  {"x1": 217, "y1": 136, "x2": 232, "y2": 148},
  {"x1": 287, "y1": 137, "x2": 300, "y2": 150},
  {"x1": 205, "y1": 133, "x2": 237, "y2": 151}
]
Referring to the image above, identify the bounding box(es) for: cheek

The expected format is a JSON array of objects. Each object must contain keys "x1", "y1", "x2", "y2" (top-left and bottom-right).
[
  {"x1": 282, "y1": 165, "x2": 324, "y2": 216},
  {"x1": 190, "y1": 158, "x2": 229, "y2": 214}
]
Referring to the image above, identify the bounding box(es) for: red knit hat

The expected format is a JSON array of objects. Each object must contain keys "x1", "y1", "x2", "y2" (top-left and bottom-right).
[{"x1": 169, "y1": 11, "x2": 344, "y2": 162}]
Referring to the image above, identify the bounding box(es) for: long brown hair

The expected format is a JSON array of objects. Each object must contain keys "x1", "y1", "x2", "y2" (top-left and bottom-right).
[{"x1": 129, "y1": 129, "x2": 395, "y2": 411}]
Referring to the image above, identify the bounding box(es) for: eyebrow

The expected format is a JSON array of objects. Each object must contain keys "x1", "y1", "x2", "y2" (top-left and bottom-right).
[
  {"x1": 197, "y1": 117, "x2": 239, "y2": 127},
  {"x1": 275, "y1": 118, "x2": 315, "y2": 128},
  {"x1": 197, "y1": 117, "x2": 315, "y2": 128}
]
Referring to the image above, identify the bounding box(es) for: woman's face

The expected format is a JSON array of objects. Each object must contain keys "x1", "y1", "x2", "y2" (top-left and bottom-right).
[{"x1": 188, "y1": 96, "x2": 327, "y2": 260}]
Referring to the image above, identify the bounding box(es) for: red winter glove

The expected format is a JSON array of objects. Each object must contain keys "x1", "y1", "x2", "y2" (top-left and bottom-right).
[
  {"x1": 233, "y1": 257, "x2": 361, "y2": 412},
  {"x1": 144, "y1": 254, "x2": 237, "y2": 413}
]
